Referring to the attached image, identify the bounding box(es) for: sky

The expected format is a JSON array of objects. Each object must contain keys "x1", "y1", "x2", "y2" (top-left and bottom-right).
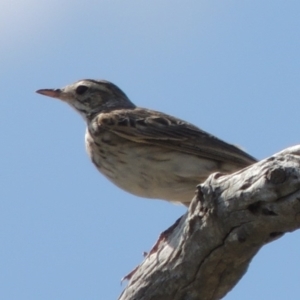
[{"x1": 1, "y1": 1, "x2": 300, "y2": 299}]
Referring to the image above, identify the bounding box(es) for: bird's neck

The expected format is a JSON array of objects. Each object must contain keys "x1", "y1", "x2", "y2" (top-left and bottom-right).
[{"x1": 86, "y1": 104, "x2": 136, "y2": 122}]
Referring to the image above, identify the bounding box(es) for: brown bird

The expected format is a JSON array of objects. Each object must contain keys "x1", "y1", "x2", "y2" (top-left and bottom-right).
[{"x1": 36, "y1": 79, "x2": 256, "y2": 206}]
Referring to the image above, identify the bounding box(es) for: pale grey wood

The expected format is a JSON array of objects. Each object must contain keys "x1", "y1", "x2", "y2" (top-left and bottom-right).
[{"x1": 119, "y1": 145, "x2": 300, "y2": 300}]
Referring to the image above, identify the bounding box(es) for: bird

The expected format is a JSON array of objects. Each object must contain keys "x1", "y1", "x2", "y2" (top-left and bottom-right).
[{"x1": 36, "y1": 79, "x2": 257, "y2": 206}]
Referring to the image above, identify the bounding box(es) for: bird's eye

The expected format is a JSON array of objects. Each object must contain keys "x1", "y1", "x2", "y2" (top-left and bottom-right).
[{"x1": 76, "y1": 85, "x2": 88, "y2": 95}]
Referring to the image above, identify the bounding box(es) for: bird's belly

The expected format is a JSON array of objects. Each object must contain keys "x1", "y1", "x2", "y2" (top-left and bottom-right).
[{"x1": 85, "y1": 131, "x2": 220, "y2": 204}]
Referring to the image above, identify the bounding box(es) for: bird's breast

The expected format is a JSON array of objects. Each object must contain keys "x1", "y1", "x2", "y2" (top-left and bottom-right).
[{"x1": 84, "y1": 128, "x2": 221, "y2": 204}]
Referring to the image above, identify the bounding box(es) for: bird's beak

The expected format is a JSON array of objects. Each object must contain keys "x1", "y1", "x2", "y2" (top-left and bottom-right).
[{"x1": 36, "y1": 88, "x2": 62, "y2": 99}]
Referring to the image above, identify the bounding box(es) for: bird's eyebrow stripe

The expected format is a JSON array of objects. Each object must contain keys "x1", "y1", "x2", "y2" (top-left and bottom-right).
[{"x1": 81, "y1": 79, "x2": 129, "y2": 99}]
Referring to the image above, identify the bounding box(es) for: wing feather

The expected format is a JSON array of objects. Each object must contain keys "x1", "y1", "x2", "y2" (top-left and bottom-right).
[{"x1": 94, "y1": 108, "x2": 257, "y2": 167}]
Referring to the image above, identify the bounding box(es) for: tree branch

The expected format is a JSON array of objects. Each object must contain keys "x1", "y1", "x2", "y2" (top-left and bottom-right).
[{"x1": 119, "y1": 145, "x2": 300, "y2": 300}]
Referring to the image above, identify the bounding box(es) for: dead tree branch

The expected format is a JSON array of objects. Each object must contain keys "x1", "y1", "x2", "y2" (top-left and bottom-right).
[{"x1": 119, "y1": 145, "x2": 300, "y2": 300}]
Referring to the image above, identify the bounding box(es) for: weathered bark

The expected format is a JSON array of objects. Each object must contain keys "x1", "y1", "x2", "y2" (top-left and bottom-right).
[{"x1": 119, "y1": 145, "x2": 300, "y2": 300}]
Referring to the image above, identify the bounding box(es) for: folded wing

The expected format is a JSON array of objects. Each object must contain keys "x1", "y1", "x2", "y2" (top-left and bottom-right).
[{"x1": 94, "y1": 108, "x2": 257, "y2": 167}]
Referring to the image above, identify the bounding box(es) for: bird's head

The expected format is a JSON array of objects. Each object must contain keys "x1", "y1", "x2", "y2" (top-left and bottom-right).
[{"x1": 36, "y1": 79, "x2": 135, "y2": 120}]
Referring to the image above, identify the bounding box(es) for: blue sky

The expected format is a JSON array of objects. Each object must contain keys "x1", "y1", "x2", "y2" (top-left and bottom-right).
[{"x1": 1, "y1": 1, "x2": 300, "y2": 299}]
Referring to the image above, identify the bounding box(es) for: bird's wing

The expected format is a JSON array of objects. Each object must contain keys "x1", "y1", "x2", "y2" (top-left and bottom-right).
[{"x1": 93, "y1": 108, "x2": 257, "y2": 167}]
